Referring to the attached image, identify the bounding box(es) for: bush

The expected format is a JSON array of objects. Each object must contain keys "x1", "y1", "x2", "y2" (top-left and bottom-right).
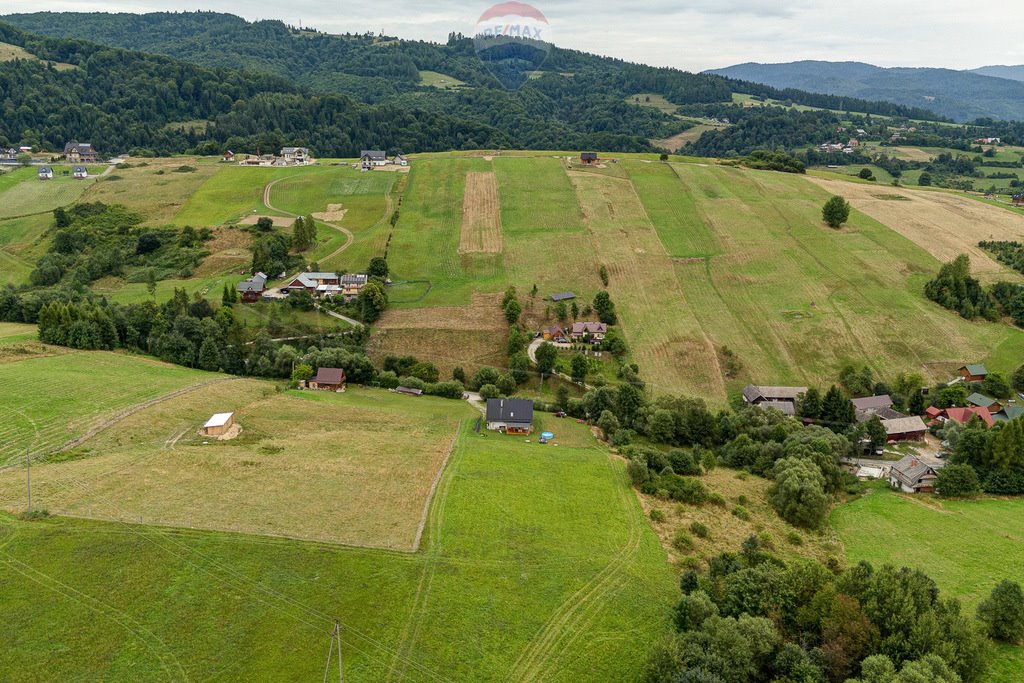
[
  {"x1": 689, "y1": 521, "x2": 710, "y2": 539},
  {"x1": 626, "y1": 459, "x2": 651, "y2": 487},
  {"x1": 786, "y1": 531, "x2": 803, "y2": 546},
  {"x1": 977, "y1": 580, "x2": 1024, "y2": 643},
  {"x1": 611, "y1": 428, "x2": 636, "y2": 448},
  {"x1": 737, "y1": 495, "x2": 749, "y2": 506},
  {"x1": 672, "y1": 529, "x2": 694, "y2": 552},
  {"x1": 649, "y1": 509, "x2": 665, "y2": 523},
  {"x1": 707, "y1": 492, "x2": 726, "y2": 508},
  {"x1": 936, "y1": 463, "x2": 981, "y2": 497},
  {"x1": 478, "y1": 383, "x2": 500, "y2": 400},
  {"x1": 732, "y1": 505, "x2": 751, "y2": 521},
  {"x1": 822, "y1": 195, "x2": 851, "y2": 228},
  {"x1": 674, "y1": 590, "x2": 719, "y2": 632},
  {"x1": 769, "y1": 457, "x2": 830, "y2": 529}
]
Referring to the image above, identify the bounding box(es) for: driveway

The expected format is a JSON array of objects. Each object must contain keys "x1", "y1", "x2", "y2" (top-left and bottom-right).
[{"x1": 526, "y1": 337, "x2": 594, "y2": 391}]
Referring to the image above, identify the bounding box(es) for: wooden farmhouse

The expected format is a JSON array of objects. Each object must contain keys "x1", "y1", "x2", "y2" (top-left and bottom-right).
[
  {"x1": 889, "y1": 456, "x2": 940, "y2": 493},
  {"x1": 570, "y1": 322, "x2": 608, "y2": 343},
  {"x1": 202, "y1": 412, "x2": 234, "y2": 437},
  {"x1": 958, "y1": 363, "x2": 988, "y2": 382},
  {"x1": 310, "y1": 367, "x2": 346, "y2": 391},
  {"x1": 486, "y1": 398, "x2": 534, "y2": 435},
  {"x1": 237, "y1": 272, "x2": 268, "y2": 303},
  {"x1": 881, "y1": 416, "x2": 928, "y2": 443},
  {"x1": 580, "y1": 152, "x2": 598, "y2": 164}
]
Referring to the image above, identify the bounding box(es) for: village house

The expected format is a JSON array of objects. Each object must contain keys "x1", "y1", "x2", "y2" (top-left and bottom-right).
[
  {"x1": 309, "y1": 367, "x2": 346, "y2": 391},
  {"x1": 543, "y1": 325, "x2": 569, "y2": 343},
  {"x1": 570, "y1": 322, "x2": 607, "y2": 343},
  {"x1": 759, "y1": 401, "x2": 797, "y2": 417},
  {"x1": 280, "y1": 147, "x2": 313, "y2": 165},
  {"x1": 393, "y1": 154, "x2": 408, "y2": 166},
  {"x1": 282, "y1": 272, "x2": 340, "y2": 294},
  {"x1": 360, "y1": 150, "x2": 388, "y2": 170},
  {"x1": 958, "y1": 363, "x2": 988, "y2": 382},
  {"x1": 0, "y1": 147, "x2": 17, "y2": 163},
  {"x1": 37, "y1": 166, "x2": 53, "y2": 180},
  {"x1": 889, "y1": 455, "x2": 941, "y2": 493},
  {"x1": 340, "y1": 273, "x2": 369, "y2": 301},
  {"x1": 72, "y1": 166, "x2": 88, "y2": 179},
  {"x1": 580, "y1": 152, "x2": 598, "y2": 165},
  {"x1": 881, "y1": 416, "x2": 928, "y2": 442},
  {"x1": 994, "y1": 405, "x2": 1024, "y2": 423},
  {"x1": 64, "y1": 142, "x2": 97, "y2": 163},
  {"x1": 925, "y1": 405, "x2": 995, "y2": 428},
  {"x1": 222, "y1": 150, "x2": 235, "y2": 162},
  {"x1": 966, "y1": 393, "x2": 1002, "y2": 414},
  {"x1": 742, "y1": 385, "x2": 808, "y2": 410},
  {"x1": 851, "y1": 395, "x2": 906, "y2": 423},
  {"x1": 486, "y1": 398, "x2": 534, "y2": 435},
  {"x1": 237, "y1": 272, "x2": 268, "y2": 303},
  {"x1": 202, "y1": 412, "x2": 234, "y2": 437}
]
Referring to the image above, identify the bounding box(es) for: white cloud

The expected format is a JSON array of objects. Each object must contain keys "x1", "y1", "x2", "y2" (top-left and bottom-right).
[{"x1": 2, "y1": 0, "x2": 1023, "y2": 71}]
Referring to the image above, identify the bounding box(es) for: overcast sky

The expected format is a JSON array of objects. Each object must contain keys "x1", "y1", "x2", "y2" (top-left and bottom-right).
[{"x1": 5, "y1": 0, "x2": 1024, "y2": 72}]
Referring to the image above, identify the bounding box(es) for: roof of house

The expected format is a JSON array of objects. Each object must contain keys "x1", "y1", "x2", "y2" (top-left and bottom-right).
[
  {"x1": 313, "y1": 367, "x2": 345, "y2": 385},
  {"x1": 546, "y1": 325, "x2": 565, "y2": 336},
  {"x1": 37, "y1": 166, "x2": 51, "y2": 174},
  {"x1": 967, "y1": 393, "x2": 998, "y2": 408},
  {"x1": 72, "y1": 166, "x2": 87, "y2": 173},
  {"x1": 882, "y1": 415, "x2": 928, "y2": 436},
  {"x1": 759, "y1": 401, "x2": 796, "y2": 416},
  {"x1": 64, "y1": 141, "x2": 94, "y2": 154},
  {"x1": 581, "y1": 152, "x2": 598, "y2": 159},
  {"x1": 925, "y1": 406, "x2": 943, "y2": 418},
  {"x1": 341, "y1": 273, "x2": 368, "y2": 285},
  {"x1": 360, "y1": 150, "x2": 387, "y2": 160},
  {"x1": 486, "y1": 398, "x2": 534, "y2": 425},
  {"x1": 944, "y1": 406, "x2": 994, "y2": 428},
  {"x1": 203, "y1": 412, "x2": 234, "y2": 428},
  {"x1": 851, "y1": 395, "x2": 894, "y2": 411},
  {"x1": 237, "y1": 272, "x2": 267, "y2": 293},
  {"x1": 995, "y1": 405, "x2": 1024, "y2": 423},
  {"x1": 742, "y1": 385, "x2": 808, "y2": 403},
  {"x1": 281, "y1": 147, "x2": 309, "y2": 154},
  {"x1": 961, "y1": 363, "x2": 989, "y2": 376},
  {"x1": 288, "y1": 272, "x2": 337, "y2": 288},
  {"x1": 550, "y1": 292, "x2": 576, "y2": 301},
  {"x1": 891, "y1": 455, "x2": 939, "y2": 486},
  {"x1": 856, "y1": 406, "x2": 906, "y2": 423},
  {"x1": 571, "y1": 322, "x2": 608, "y2": 335}
]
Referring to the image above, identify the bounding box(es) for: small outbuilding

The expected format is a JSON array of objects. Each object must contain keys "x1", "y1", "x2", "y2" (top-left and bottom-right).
[
  {"x1": 550, "y1": 292, "x2": 576, "y2": 302},
  {"x1": 486, "y1": 398, "x2": 534, "y2": 435},
  {"x1": 309, "y1": 367, "x2": 346, "y2": 391},
  {"x1": 958, "y1": 364, "x2": 988, "y2": 382},
  {"x1": 881, "y1": 416, "x2": 928, "y2": 442},
  {"x1": 580, "y1": 152, "x2": 598, "y2": 164},
  {"x1": 202, "y1": 412, "x2": 234, "y2": 437}
]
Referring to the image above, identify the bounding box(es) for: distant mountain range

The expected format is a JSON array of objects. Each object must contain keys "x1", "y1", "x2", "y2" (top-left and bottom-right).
[{"x1": 706, "y1": 61, "x2": 1024, "y2": 122}]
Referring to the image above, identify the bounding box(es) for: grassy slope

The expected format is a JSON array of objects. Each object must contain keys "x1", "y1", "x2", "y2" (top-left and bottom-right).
[
  {"x1": 0, "y1": 165, "x2": 101, "y2": 219},
  {"x1": 0, "y1": 390, "x2": 674, "y2": 681},
  {"x1": 0, "y1": 212, "x2": 50, "y2": 285},
  {"x1": 0, "y1": 351, "x2": 216, "y2": 464},
  {"x1": 833, "y1": 486, "x2": 1024, "y2": 681}
]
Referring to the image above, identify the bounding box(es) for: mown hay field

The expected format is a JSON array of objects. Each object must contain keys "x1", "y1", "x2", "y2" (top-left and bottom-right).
[
  {"x1": 0, "y1": 386, "x2": 674, "y2": 681},
  {"x1": 0, "y1": 383, "x2": 468, "y2": 550},
  {"x1": 0, "y1": 165, "x2": 100, "y2": 219}
]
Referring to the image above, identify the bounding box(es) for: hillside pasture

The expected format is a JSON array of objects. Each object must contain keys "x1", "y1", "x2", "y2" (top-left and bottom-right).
[
  {"x1": 0, "y1": 213, "x2": 50, "y2": 285},
  {"x1": 0, "y1": 40, "x2": 75, "y2": 69},
  {"x1": 0, "y1": 395, "x2": 674, "y2": 681},
  {"x1": 833, "y1": 486, "x2": 1024, "y2": 681},
  {"x1": 171, "y1": 166, "x2": 284, "y2": 226},
  {"x1": 0, "y1": 384, "x2": 468, "y2": 550},
  {"x1": 0, "y1": 352, "x2": 216, "y2": 466},
  {"x1": 807, "y1": 175, "x2": 1024, "y2": 280},
  {"x1": 0, "y1": 166, "x2": 97, "y2": 219},
  {"x1": 81, "y1": 158, "x2": 219, "y2": 223}
]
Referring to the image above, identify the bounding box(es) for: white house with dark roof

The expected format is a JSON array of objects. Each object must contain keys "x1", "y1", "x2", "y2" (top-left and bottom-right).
[
  {"x1": 486, "y1": 398, "x2": 534, "y2": 434},
  {"x1": 360, "y1": 150, "x2": 388, "y2": 169},
  {"x1": 72, "y1": 166, "x2": 88, "y2": 179},
  {"x1": 37, "y1": 166, "x2": 53, "y2": 180}
]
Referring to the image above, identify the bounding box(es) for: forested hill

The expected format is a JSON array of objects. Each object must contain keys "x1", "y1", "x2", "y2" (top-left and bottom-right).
[
  {"x1": 708, "y1": 60, "x2": 1024, "y2": 122},
  {"x1": 0, "y1": 12, "x2": 949, "y2": 157}
]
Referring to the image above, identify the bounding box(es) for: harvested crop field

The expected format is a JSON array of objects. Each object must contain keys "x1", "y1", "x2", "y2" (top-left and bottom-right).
[
  {"x1": 237, "y1": 214, "x2": 292, "y2": 227},
  {"x1": 369, "y1": 328, "x2": 507, "y2": 378},
  {"x1": 459, "y1": 171, "x2": 502, "y2": 253},
  {"x1": 0, "y1": 383, "x2": 471, "y2": 550},
  {"x1": 312, "y1": 203, "x2": 348, "y2": 222},
  {"x1": 375, "y1": 293, "x2": 507, "y2": 331},
  {"x1": 806, "y1": 176, "x2": 1024, "y2": 280}
]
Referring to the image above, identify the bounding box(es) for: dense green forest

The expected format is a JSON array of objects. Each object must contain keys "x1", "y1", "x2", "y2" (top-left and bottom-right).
[{"x1": 0, "y1": 11, "x2": 965, "y2": 157}]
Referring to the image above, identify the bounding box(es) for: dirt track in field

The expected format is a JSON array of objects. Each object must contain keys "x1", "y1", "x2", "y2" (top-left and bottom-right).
[
  {"x1": 806, "y1": 177, "x2": 1024, "y2": 279},
  {"x1": 458, "y1": 171, "x2": 502, "y2": 253}
]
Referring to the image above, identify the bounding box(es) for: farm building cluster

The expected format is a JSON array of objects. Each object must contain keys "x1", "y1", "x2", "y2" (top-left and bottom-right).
[
  {"x1": 236, "y1": 271, "x2": 370, "y2": 303},
  {"x1": 226, "y1": 147, "x2": 315, "y2": 167}
]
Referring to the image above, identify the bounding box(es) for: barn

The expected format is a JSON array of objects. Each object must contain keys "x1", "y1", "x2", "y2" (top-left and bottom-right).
[
  {"x1": 202, "y1": 412, "x2": 234, "y2": 437},
  {"x1": 309, "y1": 367, "x2": 346, "y2": 391}
]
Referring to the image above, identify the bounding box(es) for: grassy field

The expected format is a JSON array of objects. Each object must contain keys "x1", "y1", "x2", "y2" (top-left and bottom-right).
[
  {"x1": 418, "y1": 70, "x2": 467, "y2": 89},
  {"x1": 0, "y1": 380, "x2": 675, "y2": 681},
  {"x1": 0, "y1": 384, "x2": 469, "y2": 550},
  {"x1": 171, "y1": 166, "x2": 292, "y2": 226},
  {"x1": 82, "y1": 158, "x2": 221, "y2": 224},
  {"x1": 0, "y1": 165, "x2": 100, "y2": 219},
  {"x1": 833, "y1": 486, "x2": 1024, "y2": 681},
  {"x1": 0, "y1": 351, "x2": 216, "y2": 465},
  {"x1": 0, "y1": 40, "x2": 76, "y2": 69},
  {"x1": 0, "y1": 212, "x2": 50, "y2": 285}
]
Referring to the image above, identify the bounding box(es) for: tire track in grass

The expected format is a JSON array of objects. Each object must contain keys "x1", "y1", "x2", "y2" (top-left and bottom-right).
[
  {"x1": 384, "y1": 424, "x2": 466, "y2": 682},
  {"x1": 508, "y1": 450, "x2": 643, "y2": 682},
  {"x1": 262, "y1": 175, "x2": 354, "y2": 267}
]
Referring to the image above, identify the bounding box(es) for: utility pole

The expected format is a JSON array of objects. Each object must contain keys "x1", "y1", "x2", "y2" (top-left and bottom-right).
[
  {"x1": 323, "y1": 619, "x2": 343, "y2": 683},
  {"x1": 25, "y1": 448, "x2": 31, "y2": 513}
]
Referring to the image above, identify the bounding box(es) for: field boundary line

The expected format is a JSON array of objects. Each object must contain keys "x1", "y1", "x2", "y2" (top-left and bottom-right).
[
  {"x1": 411, "y1": 419, "x2": 461, "y2": 553},
  {"x1": 51, "y1": 377, "x2": 241, "y2": 457}
]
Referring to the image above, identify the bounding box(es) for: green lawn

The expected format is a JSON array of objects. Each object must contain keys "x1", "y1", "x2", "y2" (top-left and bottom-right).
[
  {"x1": 0, "y1": 351, "x2": 215, "y2": 464},
  {"x1": 0, "y1": 388, "x2": 675, "y2": 681},
  {"x1": 171, "y1": 166, "x2": 293, "y2": 226},
  {"x1": 0, "y1": 213, "x2": 51, "y2": 285},
  {"x1": 833, "y1": 486, "x2": 1024, "y2": 681},
  {"x1": 0, "y1": 165, "x2": 101, "y2": 219},
  {"x1": 418, "y1": 70, "x2": 468, "y2": 89}
]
